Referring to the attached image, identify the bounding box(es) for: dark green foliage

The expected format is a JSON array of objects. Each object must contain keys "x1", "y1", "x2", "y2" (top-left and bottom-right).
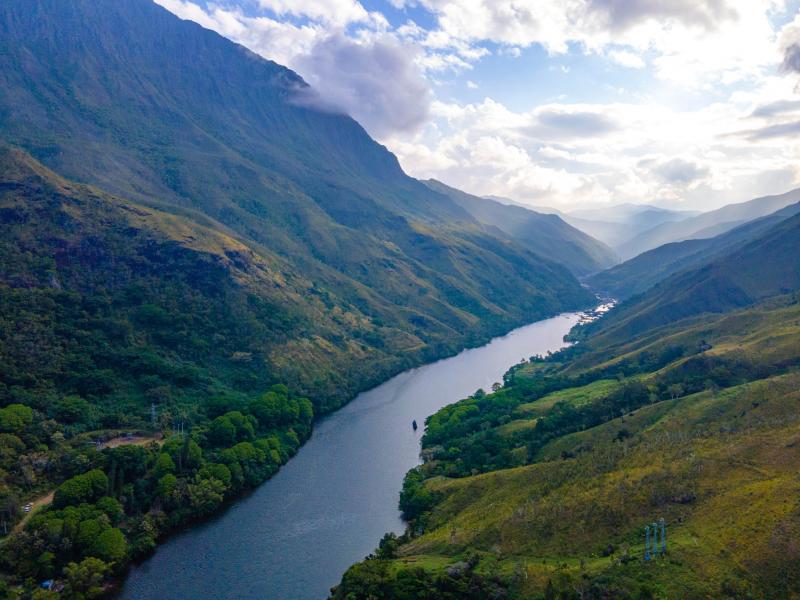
[
  {"x1": 53, "y1": 470, "x2": 109, "y2": 509},
  {"x1": 331, "y1": 558, "x2": 506, "y2": 600},
  {"x1": 0, "y1": 384, "x2": 314, "y2": 590},
  {"x1": 399, "y1": 467, "x2": 439, "y2": 521}
]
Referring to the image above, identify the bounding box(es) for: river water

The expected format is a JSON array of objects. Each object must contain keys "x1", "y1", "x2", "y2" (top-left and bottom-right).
[{"x1": 119, "y1": 312, "x2": 580, "y2": 600}]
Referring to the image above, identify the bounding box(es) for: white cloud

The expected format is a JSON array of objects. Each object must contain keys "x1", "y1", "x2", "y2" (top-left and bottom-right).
[
  {"x1": 386, "y1": 81, "x2": 800, "y2": 209},
  {"x1": 608, "y1": 49, "x2": 645, "y2": 69},
  {"x1": 409, "y1": 0, "x2": 785, "y2": 86},
  {"x1": 154, "y1": 0, "x2": 431, "y2": 137},
  {"x1": 293, "y1": 32, "x2": 432, "y2": 136},
  {"x1": 255, "y1": 0, "x2": 372, "y2": 27}
]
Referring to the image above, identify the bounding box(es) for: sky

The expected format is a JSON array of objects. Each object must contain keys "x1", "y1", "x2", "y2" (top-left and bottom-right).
[{"x1": 155, "y1": 0, "x2": 800, "y2": 211}]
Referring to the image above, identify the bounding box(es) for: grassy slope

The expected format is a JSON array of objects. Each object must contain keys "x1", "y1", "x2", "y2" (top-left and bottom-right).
[
  {"x1": 2, "y1": 147, "x2": 565, "y2": 423},
  {"x1": 0, "y1": 0, "x2": 594, "y2": 368},
  {"x1": 582, "y1": 212, "x2": 800, "y2": 347},
  {"x1": 333, "y1": 297, "x2": 800, "y2": 599},
  {"x1": 587, "y1": 202, "x2": 800, "y2": 301},
  {"x1": 423, "y1": 180, "x2": 618, "y2": 276}
]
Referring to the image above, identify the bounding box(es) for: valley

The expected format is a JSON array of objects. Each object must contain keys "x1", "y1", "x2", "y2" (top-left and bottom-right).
[{"x1": 0, "y1": 1, "x2": 799, "y2": 599}]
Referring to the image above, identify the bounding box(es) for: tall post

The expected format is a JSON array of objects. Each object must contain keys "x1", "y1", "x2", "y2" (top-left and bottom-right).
[
  {"x1": 645, "y1": 525, "x2": 651, "y2": 561},
  {"x1": 660, "y1": 518, "x2": 666, "y2": 555},
  {"x1": 652, "y1": 522, "x2": 659, "y2": 558}
]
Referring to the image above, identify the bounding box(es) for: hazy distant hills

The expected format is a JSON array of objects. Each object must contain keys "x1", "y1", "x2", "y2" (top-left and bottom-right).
[
  {"x1": 485, "y1": 197, "x2": 699, "y2": 251},
  {"x1": 616, "y1": 188, "x2": 800, "y2": 259},
  {"x1": 426, "y1": 180, "x2": 618, "y2": 276},
  {"x1": 588, "y1": 201, "x2": 800, "y2": 300},
  {"x1": 0, "y1": 0, "x2": 596, "y2": 411},
  {"x1": 586, "y1": 208, "x2": 800, "y2": 344}
]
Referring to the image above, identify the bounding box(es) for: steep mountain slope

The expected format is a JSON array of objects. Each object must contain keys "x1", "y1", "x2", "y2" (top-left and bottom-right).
[
  {"x1": 585, "y1": 211, "x2": 800, "y2": 345},
  {"x1": 0, "y1": 141, "x2": 588, "y2": 419},
  {"x1": 0, "y1": 0, "x2": 596, "y2": 416},
  {"x1": 588, "y1": 201, "x2": 800, "y2": 300},
  {"x1": 332, "y1": 293, "x2": 800, "y2": 599},
  {"x1": 483, "y1": 198, "x2": 698, "y2": 250},
  {"x1": 424, "y1": 180, "x2": 618, "y2": 276},
  {"x1": 617, "y1": 188, "x2": 800, "y2": 259}
]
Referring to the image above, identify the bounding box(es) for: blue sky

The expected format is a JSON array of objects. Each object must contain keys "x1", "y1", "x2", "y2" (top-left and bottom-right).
[{"x1": 157, "y1": 0, "x2": 800, "y2": 211}]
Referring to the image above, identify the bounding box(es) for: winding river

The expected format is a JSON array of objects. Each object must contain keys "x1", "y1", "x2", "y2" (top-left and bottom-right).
[{"x1": 119, "y1": 312, "x2": 581, "y2": 600}]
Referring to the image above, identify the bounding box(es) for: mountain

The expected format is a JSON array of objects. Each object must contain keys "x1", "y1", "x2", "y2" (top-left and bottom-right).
[
  {"x1": 586, "y1": 210, "x2": 800, "y2": 345},
  {"x1": 0, "y1": 0, "x2": 595, "y2": 415},
  {"x1": 561, "y1": 204, "x2": 698, "y2": 249},
  {"x1": 617, "y1": 188, "x2": 800, "y2": 259},
  {"x1": 588, "y1": 201, "x2": 800, "y2": 300},
  {"x1": 331, "y1": 201, "x2": 800, "y2": 598},
  {"x1": 482, "y1": 199, "x2": 699, "y2": 250},
  {"x1": 425, "y1": 180, "x2": 618, "y2": 276},
  {"x1": 333, "y1": 292, "x2": 800, "y2": 599}
]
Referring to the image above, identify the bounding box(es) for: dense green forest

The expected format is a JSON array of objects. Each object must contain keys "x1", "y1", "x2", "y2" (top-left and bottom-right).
[
  {"x1": 0, "y1": 383, "x2": 311, "y2": 598},
  {"x1": 332, "y1": 204, "x2": 800, "y2": 599}
]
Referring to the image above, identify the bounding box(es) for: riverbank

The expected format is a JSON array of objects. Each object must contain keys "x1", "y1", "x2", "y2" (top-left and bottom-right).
[{"x1": 118, "y1": 312, "x2": 582, "y2": 600}]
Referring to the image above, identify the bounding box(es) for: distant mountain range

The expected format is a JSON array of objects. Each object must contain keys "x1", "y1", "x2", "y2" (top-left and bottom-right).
[
  {"x1": 426, "y1": 180, "x2": 617, "y2": 276},
  {"x1": 587, "y1": 206, "x2": 800, "y2": 344},
  {"x1": 588, "y1": 201, "x2": 800, "y2": 300},
  {"x1": 615, "y1": 188, "x2": 800, "y2": 259}
]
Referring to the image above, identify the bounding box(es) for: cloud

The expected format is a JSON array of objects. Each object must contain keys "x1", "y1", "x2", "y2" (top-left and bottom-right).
[
  {"x1": 255, "y1": 0, "x2": 373, "y2": 27},
  {"x1": 780, "y1": 14, "x2": 800, "y2": 74},
  {"x1": 587, "y1": 0, "x2": 738, "y2": 32},
  {"x1": 293, "y1": 33, "x2": 432, "y2": 136},
  {"x1": 386, "y1": 85, "x2": 800, "y2": 210},
  {"x1": 750, "y1": 99, "x2": 800, "y2": 118},
  {"x1": 743, "y1": 120, "x2": 800, "y2": 141},
  {"x1": 409, "y1": 0, "x2": 780, "y2": 87},
  {"x1": 532, "y1": 109, "x2": 619, "y2": 138},
  {"x1": 648, "y1": 158, "x2": 710, "y2": 185},
  {"x1": 608, "y1": 49, "x2": 645, "y2": 69},
  {"x1": 783, "y1": 44, "x2": 800, "y2": 73},
  {"x1": 155, "y1": 0, "x2": 431, "y2": 138}
]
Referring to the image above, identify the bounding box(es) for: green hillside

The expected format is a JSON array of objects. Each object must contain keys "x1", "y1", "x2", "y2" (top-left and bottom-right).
[
  {"x1": 424, "y1": 180, "x2": 618, "y2": 276},
  {"x1": 587, "y1": 202, "x2": 800, "y2": 300},
  {"x1": 0, "y1": 0, "x2": 596, "y2": 414},
  {"x1": 0, "y1": 0, "x2": 593, "y2": 345},
  {"x1": 332, "y1": 204, "x2": 800, "y2": 599},
  {"x1": 0, "y1": 1, "x2": 599, "y2": 594},
  {"x1": 584, "y1": 212, "x2": 800, "y2": 345},
  {"x1": 332, "y1": 294, "x2": 800, "y2": 599}
]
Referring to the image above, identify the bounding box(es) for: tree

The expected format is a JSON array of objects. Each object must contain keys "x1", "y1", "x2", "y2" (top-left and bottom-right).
[
  {"x1": 56, "y1": 396, "x2": 93, "y2": 424},
  {"x1": 54, "y1": 470, "x2": 109, "y2": 508},
  {"x1": 91, "y1": 527, "x2": 127, "y2": 563},
  {"x1": 0, "y1": 403, "x2": 34, "y2": 432},
  {"x1": 154, "y1": 452, "x2": 176, "y2": 477},
  {"x1": 63, "y1": 557, "x2": 110, "y2": 599},
  {"x1": 668, "y1": 383, "x2": 685, "y2": 400},
  {"x1": 187, "y1": 477, "x2": 226, "y2": 516},
  {"x1": 208, "y1": 416, "x2": 236, "y2": 447}
]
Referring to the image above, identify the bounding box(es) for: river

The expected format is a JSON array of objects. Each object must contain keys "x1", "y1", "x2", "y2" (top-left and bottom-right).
[{"x1": 118, "y1": 312, "x2": 581, "y2": 600}]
